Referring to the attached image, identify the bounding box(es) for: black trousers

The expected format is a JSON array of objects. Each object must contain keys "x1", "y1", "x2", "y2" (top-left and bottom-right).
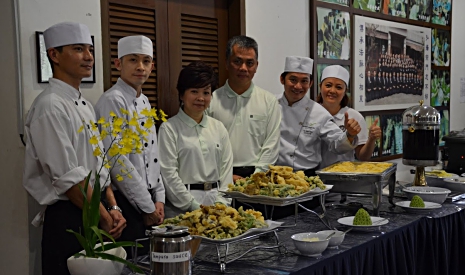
[
  {"x1": 113, "y1": 191, "x2": 151, "y2": 259},
  {"x1": 42, "y1": 200, "x2": 84, "y2": 275}
]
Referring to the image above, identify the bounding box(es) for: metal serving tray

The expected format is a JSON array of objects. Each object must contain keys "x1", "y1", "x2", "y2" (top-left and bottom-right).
[
  {"x1": 316, "y1": 162, "x2": 397, "y2": 215},
  {"x1": 222, "y1": 185, "x2": 332, "y2": 207}
]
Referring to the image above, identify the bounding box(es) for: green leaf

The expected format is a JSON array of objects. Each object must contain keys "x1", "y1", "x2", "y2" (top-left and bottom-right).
[
  {"x1": 90, "y1": 226, "x2": 104, "y2": 248},
  {"x1": 97, "y1": 228, "x2": 116, "y2": 244},
  {"x1": 89, "y1": 173, "x2": 102, "y2": 229},
  {"x1": 66, "y1": 229, "x2": 93, "y2": 257},
  {"x1": 94, "y1": 241, "x2": 143, "y2": 252},
  {"x1": 95, "y1": 252, "x2": 145, "y2": 274}
]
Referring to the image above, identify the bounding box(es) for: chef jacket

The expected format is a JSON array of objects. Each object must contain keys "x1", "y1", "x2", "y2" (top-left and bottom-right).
[
  {"x1": 277, "y1": 95, "x2": 357, "y2": 171},
  {"x1": 23, "y1": 78, "x2": 109, "y2": 206},
  {"x1": 207, "y1": 80, "x2": 281, "y2": 173},
  {"x1": 320, "y1": 106, "x2": 368, "y2": 169},
  {"x1": 158, "y1": 108, "x2": 233, "y2": 214},
  {"x1": 95, "y1": 78, "x2": 165, "y2": 214}
]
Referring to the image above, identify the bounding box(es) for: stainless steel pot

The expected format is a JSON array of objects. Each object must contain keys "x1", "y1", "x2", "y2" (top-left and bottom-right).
[{"x1": 146, "y1": 225, "x2": 192, "y2": 275}]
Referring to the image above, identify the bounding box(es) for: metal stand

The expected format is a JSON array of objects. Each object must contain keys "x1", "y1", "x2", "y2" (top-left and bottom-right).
[{"x1": 201, "y1": 229, "x2": 286, "y2": 273}]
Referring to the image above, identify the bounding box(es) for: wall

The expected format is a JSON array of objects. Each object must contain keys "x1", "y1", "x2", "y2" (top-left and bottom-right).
[
  {"x1": 1, "y1": 0, "x2": 465, "y2": 274},
  {"x1": 245, "y1": 0, "x2": 310, "y2": 97},
  {"x1": 19, "y1": 0, "x2": 104, "y2": 111},
  {"x1": 0, "y1": 1, "x2": 28, "y2": 274}
]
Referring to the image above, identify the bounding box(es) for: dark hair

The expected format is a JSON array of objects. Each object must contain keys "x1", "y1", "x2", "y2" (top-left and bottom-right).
[
  {"x1": 226, "y1": 35, "x2": 258, "y2": 60},
  {"x1": 316, "y1": 81, "x2": 350, "y2": 108},
  {"x1": 47, "y1": 46, "x2": 63, "y2": 73},
  {"x1": 176, "y1": 61, "x2": 218, "y2": 106}
]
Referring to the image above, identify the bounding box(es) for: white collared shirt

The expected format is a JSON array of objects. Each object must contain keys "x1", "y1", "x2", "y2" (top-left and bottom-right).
[
  {"x1": 277, "y1": 95, "x2": 356, "y2": 171},
  {"x1": 158, "y1": 108, "x2": 233, "y2": 212},
  {"x1": 95, "y1": 78, "x2": 165, "y2": 213},
  {"x1": 206, "y1": 81, "x2": 281, "y2": 173},
  {"x1": 23, "y1": 78, "x2": 109, "y2": 206},
  {"x1": 320, "y1": 106, "x2": 368, "y2": 169}
]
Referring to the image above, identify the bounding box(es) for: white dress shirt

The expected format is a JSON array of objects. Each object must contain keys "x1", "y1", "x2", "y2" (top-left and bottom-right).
[
  {"x1": 320, "y1": 106, "x2": 368, "y2": 169},
  {"x1": 158, "y1": 108, "x2": 233, "y2": 217},
  {"x1": 207, "y1": 80, "x2": 281, "y2": 173},
  {"x1": 95, "y1": 78, "x2": 165, "y2": 214},
  {"x1": 277, "y1": 95, "x2": 357, "y2": 171},
  {"x1": 23, "y1": 78, "x2": 109, "y2": 206}
]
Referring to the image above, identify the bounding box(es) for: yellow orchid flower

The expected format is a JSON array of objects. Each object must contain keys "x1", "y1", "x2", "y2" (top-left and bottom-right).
[
  {"x1": 109, "y1": 111, "x2": 117, "y2": 117},
  {"x1": 115, "y1": 174, "x2": 123, "y2": 181},
  {"x1": 93, "y1": 147, "x2": 102, "y2": 157},
  {"x1": 97, "y1": 117, "x2": 106, "y2": 124},
  {"x1": 120, "y1": 108, "x2": 129, "y2": 115},
  {"x1": 89, "y1": 136, "x2": 99, "y2": 145},
  {"x1": 78, "y1": 125, "x2": 84, "y2": 133}
]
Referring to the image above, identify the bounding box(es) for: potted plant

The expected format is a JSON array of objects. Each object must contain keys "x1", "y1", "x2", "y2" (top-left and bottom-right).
[{"x1": 66, "y1": 108, "x2": 167, "y2": 275}]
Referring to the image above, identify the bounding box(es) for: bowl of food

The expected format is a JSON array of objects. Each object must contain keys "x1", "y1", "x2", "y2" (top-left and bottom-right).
[
  {"x1": 291, "y1": 232, "x2": 329, "y2": 256},
  {"x1": 316, "y1": 230, "x2": 345, "y2": 248},
  {"x1": 403, "y1": 186, "x2": 451, "y2": 204}
]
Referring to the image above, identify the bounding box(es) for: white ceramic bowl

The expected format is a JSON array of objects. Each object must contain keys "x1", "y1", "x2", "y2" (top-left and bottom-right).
[
  {"x1": 403, "y1": 186, "x2": 451, "y2": 204},
  {"x1": 67, "y1": 243, "x2": 127, "y2": 275},
  {"x1": 317, "y1": 230, "x2": 345, "y2": 247},
  {"x1": 291, "y1": 232, "x2": 329, "y2": 256}
]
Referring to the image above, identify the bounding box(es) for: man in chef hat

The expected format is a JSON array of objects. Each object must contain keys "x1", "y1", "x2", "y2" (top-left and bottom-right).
[
  {"x1": 95, "y1": 35, "x2": 165, "y2": 258},
  {"x1": 23, "y1": 22, "x2": 126, "y2": 275},
  {"x1": 272, "y1": 56, "x2": 360, "y2": 218},
  {"x1": 277, "y1": 56, "x2": 359, "y2": 179}
]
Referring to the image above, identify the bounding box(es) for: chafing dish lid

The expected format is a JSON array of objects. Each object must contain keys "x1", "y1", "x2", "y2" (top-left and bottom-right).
[
  {"x1": 148, "y1": 225, "x2": 189, "y2": 237},
  {"x1": 402, "y1": 100, "x2": 440, "y2": 125},
  {"x1": 443, "y1": 129, "x2": 465, "y2": 143}
]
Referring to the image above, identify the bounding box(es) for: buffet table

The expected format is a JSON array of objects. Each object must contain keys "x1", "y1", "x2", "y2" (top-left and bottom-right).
[{"x1": 123, "y1": 196, "x2": 465, "y2": 275}]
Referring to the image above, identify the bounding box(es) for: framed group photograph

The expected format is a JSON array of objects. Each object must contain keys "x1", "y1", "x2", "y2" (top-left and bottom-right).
[
  {"x1": 35, "y1": 31, "x2": 96, "y2": 84},
  {"x1": 353, "y1": 16, "x2": 431, "y2": 112},
  {"x1": 317, "y1": 7, "x2": 351, "y2": 60}
]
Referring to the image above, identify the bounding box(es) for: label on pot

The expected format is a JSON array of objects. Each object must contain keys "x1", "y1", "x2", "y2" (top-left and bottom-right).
[{"x1": 151, "y1": 251, "x2": 191, "y2": 263}]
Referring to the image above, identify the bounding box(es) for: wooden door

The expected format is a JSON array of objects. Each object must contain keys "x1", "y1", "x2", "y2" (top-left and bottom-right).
[{"x1": 101, "y1": 0, "x2": 243, "y2": 117}]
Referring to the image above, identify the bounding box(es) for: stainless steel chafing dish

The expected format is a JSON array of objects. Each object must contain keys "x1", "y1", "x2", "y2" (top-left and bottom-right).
[{"x1": 316, "y1": 161, "x2": 397, "y2": 216}]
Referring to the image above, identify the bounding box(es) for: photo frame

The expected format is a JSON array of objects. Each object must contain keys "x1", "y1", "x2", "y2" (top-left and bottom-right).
[
  {"x1": 353, "y1": 16, "x2": 431, "y2": 112},
  {"x1": 431, "y1": 0, "x2": 452, "y2": 26},
  {"x1": 380, "y1": 113, "x2": 403, "y2": 156},
  {"x1": 353, "y1": 0, "x2": 381, "y2": 12},
  {"x1": 431, "y1": 29, "x2": 451, "y2": 67},
  {"x1": 319, "y1": 0, "x2": 349, "y2": 6},
  {"x1": 382, "y1": 0, "x2": 409, "y2": 18},
  {"x1": 408, "y1": 0, "x2": 432, "y2": 22},
  {"x1": 430, "y1": 70, "x2": 450, "y2": 106},
  {"x1": 36, "y1": 31, "x2": 95, "y2": 83},
  {"x1": 316, "y1": 7, "x2": 351, "y2": 60}
]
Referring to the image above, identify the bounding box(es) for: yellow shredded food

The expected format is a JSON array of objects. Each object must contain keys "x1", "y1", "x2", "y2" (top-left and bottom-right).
[
  {"x1": 425, "y1": 170, "x2": 452, "y2": 178},
  {"x1": 227, "y1": 165, "x2": 326, "y2": 197},
  {"x1": 162, "y1": 203, "x2": 267, "y2": 239},
  {"x1": 323, "y1": 161, "x2": 392, "y2": 174}
]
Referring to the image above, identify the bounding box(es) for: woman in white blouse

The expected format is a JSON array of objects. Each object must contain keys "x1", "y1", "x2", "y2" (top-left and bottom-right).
[{"x1": 159, "y1": 62, "x2": 233, "y2": 218}]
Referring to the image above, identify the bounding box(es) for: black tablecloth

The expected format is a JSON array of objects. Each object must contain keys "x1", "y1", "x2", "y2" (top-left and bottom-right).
[{"x1": 123, "y1": 197, "x2": 465, "y2": 275}]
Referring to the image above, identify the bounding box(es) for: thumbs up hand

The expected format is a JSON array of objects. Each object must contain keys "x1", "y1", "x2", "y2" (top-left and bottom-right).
[
  {"x1": 368, "y1": 118, "x2": 382, "y2": 141},
  {"x1": 344, "y1": 112, "x2": 361, "y2": 138}
]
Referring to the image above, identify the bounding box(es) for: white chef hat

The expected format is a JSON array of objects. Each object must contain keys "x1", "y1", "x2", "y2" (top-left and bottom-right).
[
  {"x1": 321, "y1": 65, "x2": 350, "y2": 86},
  {"x1": 118, "y1": 35, "x2": 153, "y2": 58},
  {"x1": 44, "y1": 22, "x2": 93, "y2": 49},
  {"x1": 284, "y1": 56, "x2": 314, "y2": 75}
]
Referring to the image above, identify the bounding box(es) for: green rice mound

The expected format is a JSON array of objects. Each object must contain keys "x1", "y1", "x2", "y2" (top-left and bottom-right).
[
  {"x1": 409, "y1": 195, "x2": 425, "y2": 208},
  {"x1": 353, "y1": 208, "x2": 372, "y2": 225}
]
